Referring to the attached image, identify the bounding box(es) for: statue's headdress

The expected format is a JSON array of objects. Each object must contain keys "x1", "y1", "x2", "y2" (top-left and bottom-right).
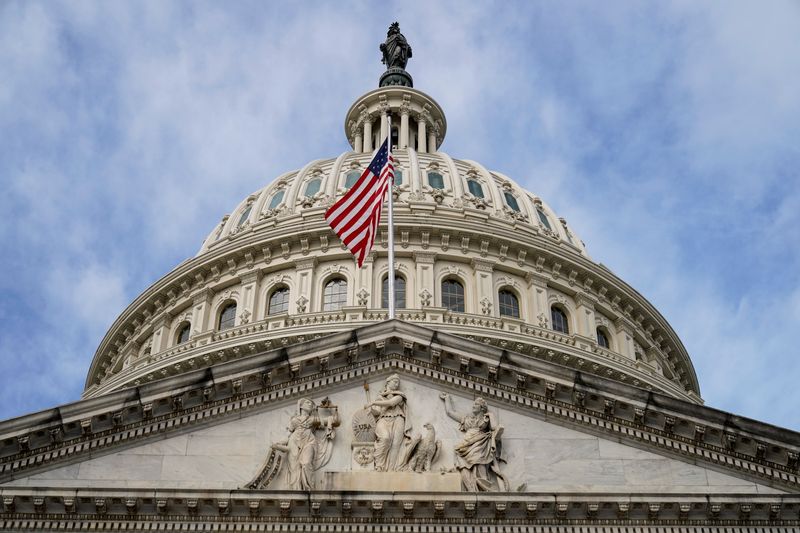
[{"x1": 473, "y1": 397, "x2": 488, "y2": 412}]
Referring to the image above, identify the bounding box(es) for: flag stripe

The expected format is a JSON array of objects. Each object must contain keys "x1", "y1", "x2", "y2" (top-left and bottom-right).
[{"x1": 324, "y1": 139, "x2": 393, "y2": 267}]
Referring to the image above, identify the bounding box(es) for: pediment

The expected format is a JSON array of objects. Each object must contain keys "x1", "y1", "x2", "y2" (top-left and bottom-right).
[
  {"x1": 0, "y1": 372, "x2": 787, "y2": 495},
  {"x1": 1, "y1": 320, "x2": 798, "y2": 496}
]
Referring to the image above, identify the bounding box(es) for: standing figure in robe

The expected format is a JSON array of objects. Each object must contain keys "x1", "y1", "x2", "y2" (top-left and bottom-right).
[
  {"x1": 366, "y1": 374, "x2": 413, "y2": 471},
  {"x1": 270, "y1": 397, "x2": 339, "y2": 490},
  {"x1": 440, "y1": 393, "x2": 509, "y2": 492},
  {"x1": 380, "y1": 22, "x2": 413, "y2": 70}
]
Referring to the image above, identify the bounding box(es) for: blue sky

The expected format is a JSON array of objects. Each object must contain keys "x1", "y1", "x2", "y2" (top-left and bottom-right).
[{"x1": 1, "y1": 1, "x2": 799, "y2": 430}]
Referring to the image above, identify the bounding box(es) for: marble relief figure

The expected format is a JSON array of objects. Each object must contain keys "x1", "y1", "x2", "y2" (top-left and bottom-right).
[
  {"x1": 365, "y1": 374, "x2": 413, "y2": 471},
  {"x1": 246, "y1": 397, "x2": 339, "y2": 490},
  {"x1": 440, "y1": 393, "x2": 509, "y2": 492}
]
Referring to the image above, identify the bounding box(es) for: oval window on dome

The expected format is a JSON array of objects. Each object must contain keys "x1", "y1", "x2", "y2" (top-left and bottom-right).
[
  {"x1": 268, "y1": 190, "x2": 285, "y2": 210},
  {"x1": 428, "y1": 171, "x2": 444, "y2": 189},
  {"x1": 504, "y1": 192, "x2": 520, "y2": 212},
  {"x1": 537, "y1": 208, "x2": 552, "y2": 230},
  {"x1": 467, "y1": 179, "x2": 484, "y2": 198},
  {"x1": 345, "y1": 171, "x2": 360, "y2": 189},
  {"x1": 304, "y1": 178, "x2": 321, "y2": 197},
  {"x1": 237, "y1": 204, "x2": 253, "y2": 227}
]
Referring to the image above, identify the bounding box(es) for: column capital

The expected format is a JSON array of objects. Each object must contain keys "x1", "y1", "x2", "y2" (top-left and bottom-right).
[
  {"x1": 238, "y1": 271, "x2": 261, "y2": 285},
  {"x1": 575, "y1": 291, "x2": 597, "y2": 309},
  {"x1": 192, "y1": 288, "x2": 214, "y2": 305},
  {"x1": 413, "y1": 251, "x2": 436, "y2": 264},
  {"x1": 294, "y1": 257, "x2": 318, "y2": 270},
  {"x1": 471, "y1": 258, "x2": 494, "y2": 273},
  {"x1": 525, "y1": 271, "x2": 549, "y2": 288}
]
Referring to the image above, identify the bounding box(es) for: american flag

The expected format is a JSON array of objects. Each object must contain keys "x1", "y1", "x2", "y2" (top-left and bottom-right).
[{"x1": 325, "y1": 138, "x2": 394, "y2": 267}]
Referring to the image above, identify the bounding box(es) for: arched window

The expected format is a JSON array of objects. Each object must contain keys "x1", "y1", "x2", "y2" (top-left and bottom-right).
[
  {"x1": 551, "y1": 306, "x2": 569, "y2": 334},
  {"x1": 504, "y1": 192, "x2": 520, "y2": 212},
  {"x1": 498, "y1": 290, "x2": 520, "y2": 318},
  {"x1": 537, "y1": 208, "x2": 552, "y2": 231},
  {"x1": 382, "y1": 275, "x2": 406, "y2": 309},
  {"x1": 268, "y1": 286, "x2": 290, "y2": 315},
  {"x1": 441, "y1": 279, "x2": 465, "y2": 312},
  {"x1": 322, "y1": 278, "x2": 348, "y2": 311},
  {"x1": 345, "y1": 171, "x2": 360, "y2": 189},
  {"x1": 304, "y1": 178, "x2": 321, "y2": 197},
  {"x1": 427, "y1": 171, "x2": 444, "y2": 189},
  {"x1": 237, "y1": 204, "x2": 253, "y2": 227},
  {"x1": 218, "y1": 302, "x2": 237, "y2": 331},
  {"x1": 596, "y1": 328, "x2": 610, "y2": 349},
  {"x1": 268, "y1": 190, "x2": 285, "y2": 210},
  {"x1": 394, "y1": 169, "x2": 403, "y2": 185},
  {"x1": 467, "y1": 179, "x2": 484, "y2": 198},
  {"x1": 176, "y1": 322, "x2": 191, "y2": 344}
]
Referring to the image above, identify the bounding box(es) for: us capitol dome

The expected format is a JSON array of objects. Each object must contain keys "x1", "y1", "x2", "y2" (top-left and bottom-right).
[{"x1": 84, "y1": 39, "x2": 700, "y2": 405}]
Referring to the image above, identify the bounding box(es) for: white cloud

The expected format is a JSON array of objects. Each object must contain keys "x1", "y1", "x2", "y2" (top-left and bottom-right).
[{"x1": 0, "y1": 1, "x2": 798, "y2": 432}]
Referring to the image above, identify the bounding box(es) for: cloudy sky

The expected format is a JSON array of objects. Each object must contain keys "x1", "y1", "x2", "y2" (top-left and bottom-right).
[{"x1": 1, "y1": 1, "x2": 799, "y2": 430}]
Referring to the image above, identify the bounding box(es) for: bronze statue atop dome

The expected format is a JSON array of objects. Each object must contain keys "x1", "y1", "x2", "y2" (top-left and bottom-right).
[
  {"x1": 380, "y1": 22, "x2": 412, "y2": 70},
  {"x1": 379, "y1": 22, "x2": 414, "y2": 88}
]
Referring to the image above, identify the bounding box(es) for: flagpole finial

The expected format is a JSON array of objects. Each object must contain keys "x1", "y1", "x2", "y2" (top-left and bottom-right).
[{"x1": 379, "y1": 23, "x2": 413, "y2": 88}]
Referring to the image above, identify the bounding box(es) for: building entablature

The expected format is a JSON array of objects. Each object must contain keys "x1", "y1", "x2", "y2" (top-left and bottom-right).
[{"x1": 0, "y1": 488, "x2": 797, "y2": 528}]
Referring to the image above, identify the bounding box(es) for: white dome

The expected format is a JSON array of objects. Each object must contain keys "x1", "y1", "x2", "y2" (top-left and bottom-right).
[
  {"x1": 199, "y1": 149, "x2": 587, "y2": 259},
  {"x1": 84, "y1": 85, "x2": 699, "y2": 404}
]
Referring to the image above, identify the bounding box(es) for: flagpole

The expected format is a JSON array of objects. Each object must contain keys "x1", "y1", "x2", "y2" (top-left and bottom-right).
[{"x1": 387, "y1": 115, "x2": 396, "y2": 320}]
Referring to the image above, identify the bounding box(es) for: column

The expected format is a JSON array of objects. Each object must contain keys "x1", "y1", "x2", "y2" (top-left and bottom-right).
[
  {"x1": 150, "y1": 313, "x2": 171, "y2": 353},
  {"x1": 295, "y1": 258, "x2": 317, "y2": 313},
  {"x1": 417, "y1": 118, "x2": 427, "y2": 153},
  {"x1": 400, "y1": 110, "x2": 409, "y2": 149},
  {"x1": 525, "y1": 272, "x2": 550, "y2": 328},
  {"x1": 380, "y1": 112, "x2": 388, "y2": 144},
  {"x1": 574, "y1": 292, "x2": 597, "y2": 339},
  {"x1": 413, "y1": 252, "x2": 436, "y2": 308},
  {"x1": 357, "y1": 254, "x2": 375, "y2": 307},
  {"x1": 238, "y1": 271, "x2": 261, "y2": 324},
  {"x1": 192, "y1": 288, "x2": 214, "y2": 334},
  {"x1": 363, "y1": 119, "x2": 373, "y2": 153},
  {"x1": 428, "y1": 131, "x2": 436, "y2": 154},
  {"x1": 354, "y1": 131, "x2": 363, "y2": 153},
  {"x1": 614, "y1": 317, "x2": 638, "y2": 360},
  {"x1": 471, "y1": 259, "x2": 495, "y2": 316}
]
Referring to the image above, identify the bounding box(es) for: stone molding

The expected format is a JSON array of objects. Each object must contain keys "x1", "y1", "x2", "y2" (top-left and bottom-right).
[
  {"x1": 2, "y1": 322, "x2": 798, "y2": 492},
  {"x1": 0, "y1": 488, "x2": 797, "y2": 530}
]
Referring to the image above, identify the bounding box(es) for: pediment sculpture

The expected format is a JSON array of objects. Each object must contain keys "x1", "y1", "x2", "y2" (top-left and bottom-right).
[
  {"x1": 440, "y1": 393, "x2": 509, "y2": 492},
  {"x1": 246, "y1": 397, "x2": 339, "y2": 490}
]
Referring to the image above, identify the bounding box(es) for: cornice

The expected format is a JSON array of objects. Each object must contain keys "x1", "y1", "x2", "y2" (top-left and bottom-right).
[
  {"x1": 6, "y1": 322, "x2": 800, "y2": 493},
  {"x1": 0, "y1": 488, "x2": 797, "y2": 530}
]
